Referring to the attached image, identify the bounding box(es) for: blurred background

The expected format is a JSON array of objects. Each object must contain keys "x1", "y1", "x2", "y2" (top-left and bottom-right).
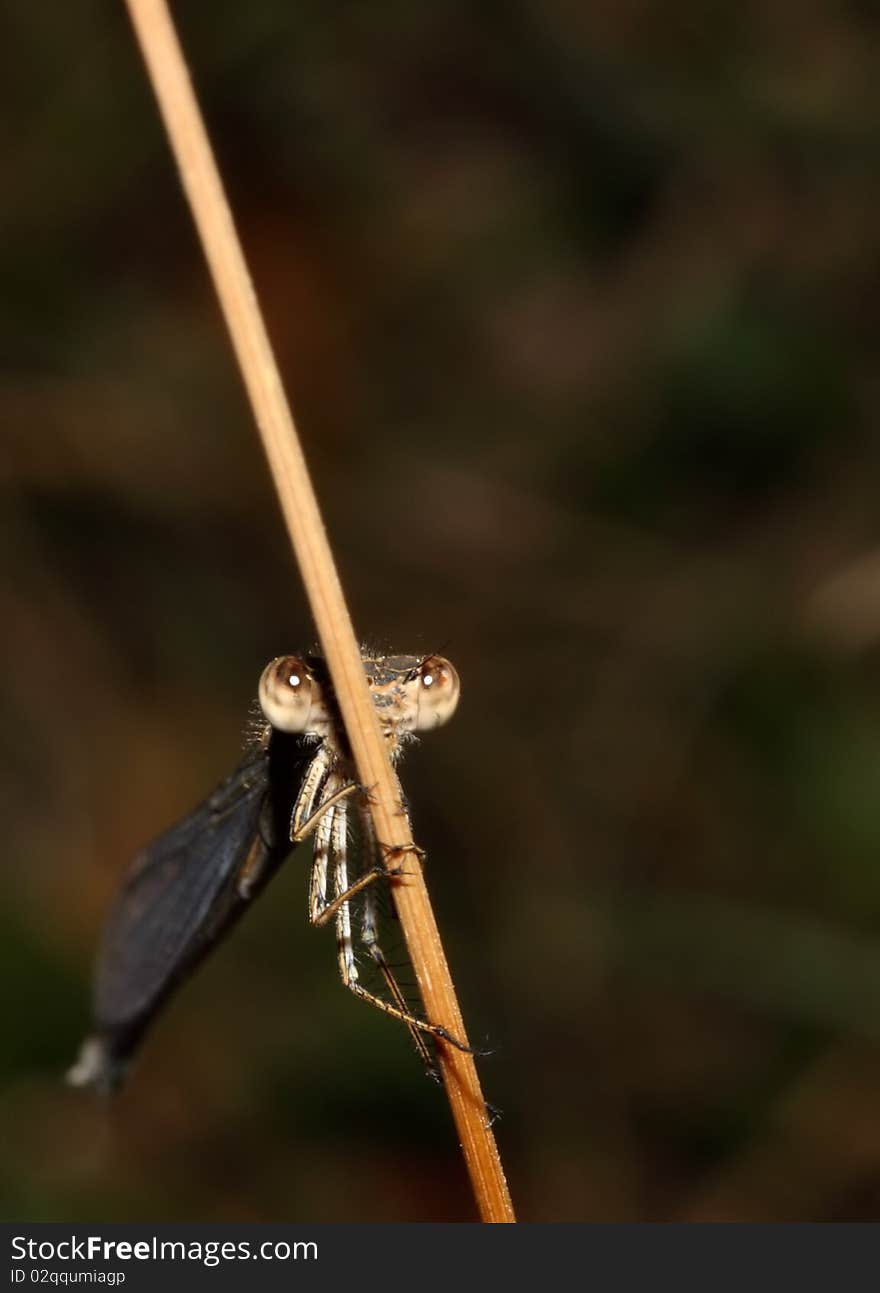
[{"x1": 3, "y1": 0, "x2": 880, "y2": 1222}]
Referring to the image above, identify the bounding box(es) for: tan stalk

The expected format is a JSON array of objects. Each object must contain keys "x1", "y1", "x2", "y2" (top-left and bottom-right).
[{"x1": 123, "y1": 0, "x2": 515, "y2": 1223}]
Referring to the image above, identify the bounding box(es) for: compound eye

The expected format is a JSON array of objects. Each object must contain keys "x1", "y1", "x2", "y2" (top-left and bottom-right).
[
  {"x1": 414, "y1": 655, "x2": 460, "y2": 729},
  {"x1": 258, "y1": 656, "x2": 315, "y2": 732}
]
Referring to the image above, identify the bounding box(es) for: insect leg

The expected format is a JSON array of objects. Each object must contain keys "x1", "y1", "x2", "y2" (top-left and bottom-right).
[
  {"x1": 307, "y1": 783, "x2": 334, "y2": 922},
  {"x1": 308, "y1": 782, "x2": 382, "y2": 927},
  {"x1": 290, "y1": 745, "x2": 358, "y2": 844},
  {"x1": 313, "y1": 800, "x2": 472, "y2": 1055},
  {"x1": 360, "y1": 809, "x2": 439, "y2": 1072},
  {"x1": 293, "y1": 782, "x2": 360, "y2": 844},
  {"x1": 360, "y1": 879, "x2": 438, "y2": 1077},
  {"x1": 308, "y1": 796, "x2": 415, "y2": 926}
]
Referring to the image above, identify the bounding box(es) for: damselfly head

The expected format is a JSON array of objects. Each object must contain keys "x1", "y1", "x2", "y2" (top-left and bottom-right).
[{"x1": 258, "y1": 651, "x2": 460, "y2": 738}]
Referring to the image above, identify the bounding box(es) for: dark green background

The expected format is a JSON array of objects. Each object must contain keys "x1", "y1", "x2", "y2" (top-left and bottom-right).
[{"x1": 3, "y1": 1, "x2": 880, "y2": 1221}]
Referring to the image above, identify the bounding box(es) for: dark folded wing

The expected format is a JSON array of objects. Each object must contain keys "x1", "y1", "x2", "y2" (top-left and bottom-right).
[
  {"x1": 71, "y1": 732, "x2": 312, "y2": 1089},
  {"x1": 94, "y1": 749, "x2": 270, "y2": 1033}
]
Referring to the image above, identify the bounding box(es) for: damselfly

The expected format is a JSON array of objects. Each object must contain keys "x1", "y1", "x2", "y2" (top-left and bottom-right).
[{"x1": 68, "y1": 651, "x2": 464, "y2": 1091}]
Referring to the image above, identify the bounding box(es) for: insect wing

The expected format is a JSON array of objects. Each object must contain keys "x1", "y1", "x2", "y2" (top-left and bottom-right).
[
  {"x1": 93, "y1": 748, "x2": 271, "y2": 1039},
  {"x1": 68, "y1": 730, "x2": 318, "y2": 1091}
]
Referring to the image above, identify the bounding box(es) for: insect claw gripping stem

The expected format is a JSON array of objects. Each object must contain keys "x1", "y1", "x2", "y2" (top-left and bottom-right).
[
  {"x1": 431, "y1": 1024, "x2": 476, "y2": 1055},
  {"x1": 378, "y1": 840, "x2": 427, "y2": 877},
  {"x1": 370, "y1": 861, "x2": 401, "y2": 881}
]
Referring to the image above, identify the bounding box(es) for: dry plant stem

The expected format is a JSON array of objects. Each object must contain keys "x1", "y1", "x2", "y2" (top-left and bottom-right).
[{"x1": 123, "y1": 0, "x2": 515, "y2": 1224}]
